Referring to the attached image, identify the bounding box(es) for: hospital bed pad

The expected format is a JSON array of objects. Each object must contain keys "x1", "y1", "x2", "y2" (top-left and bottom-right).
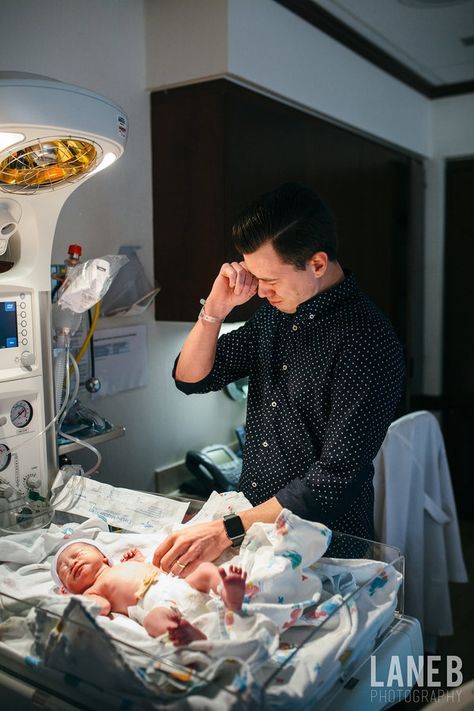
[{"x1": 0, "y1": 508, "x2": 405, "y2": 709}]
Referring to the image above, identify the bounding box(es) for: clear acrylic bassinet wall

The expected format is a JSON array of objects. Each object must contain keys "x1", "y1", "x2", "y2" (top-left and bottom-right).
[{"x1": 0, "y1": 510, "x2": 404, "y2": 711}]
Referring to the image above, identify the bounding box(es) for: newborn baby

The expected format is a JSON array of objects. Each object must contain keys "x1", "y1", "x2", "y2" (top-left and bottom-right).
[{"x1": 52, "y1": 539, "x2": 246, "y2": 645}]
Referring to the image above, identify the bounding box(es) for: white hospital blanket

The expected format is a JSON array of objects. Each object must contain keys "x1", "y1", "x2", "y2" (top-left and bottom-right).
[{"x1": 0, "y1": 506, "x2": 402, "y2": 709}]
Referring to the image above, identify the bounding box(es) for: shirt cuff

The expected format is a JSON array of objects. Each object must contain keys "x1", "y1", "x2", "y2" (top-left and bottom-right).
[
  {"x1": 172, "y1": 355, "x2": 216, "y2": 394},
  {"x1": 275, "y1": 479, "x2": 332, "y2": 525}
]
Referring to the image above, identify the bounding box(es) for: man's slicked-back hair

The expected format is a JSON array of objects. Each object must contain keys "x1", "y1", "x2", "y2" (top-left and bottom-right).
[{"x1": 232, "y1": 183, "x2": 338, "y2": 269}]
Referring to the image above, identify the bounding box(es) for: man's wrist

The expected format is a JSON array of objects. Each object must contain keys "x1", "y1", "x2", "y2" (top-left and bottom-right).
[
  {"x1": 215, "y1": 518, "x2": 233, "y2": 549},
  {"x1": 202, "y1": 297, "x2": 231, "y2": 321},
  {"x1": 222, "y1": 513, "x2": 246, "y2": 547}
]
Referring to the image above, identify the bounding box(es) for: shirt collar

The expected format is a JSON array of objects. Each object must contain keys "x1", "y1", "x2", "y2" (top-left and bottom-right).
[{"x1": 293, "y1": 269, "x2": 357, "y2": 320}]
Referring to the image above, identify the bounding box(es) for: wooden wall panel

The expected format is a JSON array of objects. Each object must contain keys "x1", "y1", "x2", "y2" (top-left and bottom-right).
[{"x1": 151, "y1": 79, "x2": 423, "y2": 404}]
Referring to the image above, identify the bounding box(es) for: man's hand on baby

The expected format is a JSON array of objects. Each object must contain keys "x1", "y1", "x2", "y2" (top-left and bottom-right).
[
  {"x1": 120, "y1": 547, "x2": 145, "y2": 563},
  {"x1": 153, "y1": 519, "x2": 231, "y2": 576}
]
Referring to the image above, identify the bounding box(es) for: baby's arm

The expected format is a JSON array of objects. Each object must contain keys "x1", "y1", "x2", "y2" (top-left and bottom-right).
[
  {"x1": 120, "y1": 547, "x2": 145, "y2": 563},
  {"x1": 57, "y1": 587, "x2": 111, "y2": 616},
  {"x1": 83, "y1": 591, "x2": 112, "y2": 616}
]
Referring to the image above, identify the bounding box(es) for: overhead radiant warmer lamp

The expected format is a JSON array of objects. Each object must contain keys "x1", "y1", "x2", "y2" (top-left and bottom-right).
[{"x1": 0, "y1": 72, "x2": 127, "y2": 526}]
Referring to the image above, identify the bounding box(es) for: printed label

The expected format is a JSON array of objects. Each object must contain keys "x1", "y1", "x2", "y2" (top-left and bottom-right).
[{"x1": 117, "y1": 114, "x2": 128, "y2": 140}]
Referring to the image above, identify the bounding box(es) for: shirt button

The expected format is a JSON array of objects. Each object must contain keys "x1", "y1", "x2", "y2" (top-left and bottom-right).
[
  {"x1": 309, "y1": 314, "x2": 315, "y2": 319},
  {"x1": 271, "y1": 401, "x2": 277, "y2": 407},
  {"x1": 292, "y1": 324, "x2": 298, "y2": 331},
  {"x1": 262, "y1": 441, "x2": 269, "y2": 447},
  {"x1": 282, "y1": 364, "x2": 288, "y2": 370},
  {"x1": 251, "y1": 482, "x2": 257, "y2": 488}
]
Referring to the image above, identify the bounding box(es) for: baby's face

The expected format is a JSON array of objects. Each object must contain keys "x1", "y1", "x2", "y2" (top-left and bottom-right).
[{"x1": 57, "y1": 543, "x2": 108, "y2": 594}]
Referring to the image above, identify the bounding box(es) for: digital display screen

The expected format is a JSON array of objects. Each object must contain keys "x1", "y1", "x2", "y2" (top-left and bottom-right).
[
  {"x1": 207, "y1": 448, "x2": 234, "y2": 465},
  {"x1": 0, "y1": 301, "x2": 18, "y2": 348}
]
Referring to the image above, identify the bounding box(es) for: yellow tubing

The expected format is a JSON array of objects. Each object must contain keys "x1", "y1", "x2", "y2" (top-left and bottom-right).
[{"x1": 68, "y1": 301, "x2": 100, "y2": 377}]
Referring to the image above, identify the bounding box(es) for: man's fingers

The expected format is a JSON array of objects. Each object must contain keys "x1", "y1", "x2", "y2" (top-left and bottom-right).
[
  {"x1": 164, "y1": 537, "x2": 213, "y2": 576},
  {"x1": 152, "y1": 535, "x2": 176, "y2": 568},
  {"x1": 242, "y1": 269, "x2": 258, "y2": 295},
  {"x1": 160, "y1": 539, "x2": 191, "y2": 573},
  {"x1": 215, "y1": 261, "x2": 257, "y2": 304},
  {"x1": 169, "y1": 539, "x2": 204, "y2": 574},
  {"x1": 238, "y1": 261, "x2": 258, "y2": 295},
  {"x1": 220, "y1": 262, "x2": 253, "y2": 296},
  {"x1": 220, "y1": 263, "x2": 238, "y2": 289},
  {"x1": 230, "y1": 262, "x2": 246, "y2": 295}
]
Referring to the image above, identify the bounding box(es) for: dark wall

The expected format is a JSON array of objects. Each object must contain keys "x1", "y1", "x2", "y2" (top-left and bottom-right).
[
  {"x1": 443, "y1": 158, "x2": 474, "y2": 518},
  {"x1": 151, "y1": 79, "x2": 424, "y2": 406}
]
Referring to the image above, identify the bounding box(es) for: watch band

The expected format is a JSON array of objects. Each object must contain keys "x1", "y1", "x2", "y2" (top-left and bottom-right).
[{"x1": 223, "y1": 513, "x2": 245, "y2": 547}]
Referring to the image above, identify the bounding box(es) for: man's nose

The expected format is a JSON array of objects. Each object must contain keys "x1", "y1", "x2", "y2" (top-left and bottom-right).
[{"x1": 258, "y1": 282, "x2": 272, "y2": 298}]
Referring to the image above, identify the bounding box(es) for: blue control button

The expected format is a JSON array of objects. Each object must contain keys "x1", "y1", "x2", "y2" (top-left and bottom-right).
[
  {"x1": 4, "y1": 302, "x2": 15, "y2": 312},
  {"x1": 6, "y1": 338, "x2": 18, "y2": 347}
]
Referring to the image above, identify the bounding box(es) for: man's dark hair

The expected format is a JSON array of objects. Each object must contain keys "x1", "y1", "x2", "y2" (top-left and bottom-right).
[{"x1": 232, "y1": 183, "x2": 338, "y2": 269}]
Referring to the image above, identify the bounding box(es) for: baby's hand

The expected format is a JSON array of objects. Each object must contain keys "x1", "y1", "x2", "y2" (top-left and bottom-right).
[
  {"x1": 120, "y1": 547, "x2": 145, "y2": 563},
  {"x1": 58, "y1": 585, "x2": 70, "y2": 595}
]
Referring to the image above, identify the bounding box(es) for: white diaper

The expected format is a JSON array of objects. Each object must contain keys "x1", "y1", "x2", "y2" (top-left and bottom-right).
[{"x1": 128, "y1": 573, "x2": 210, "y2": 625}]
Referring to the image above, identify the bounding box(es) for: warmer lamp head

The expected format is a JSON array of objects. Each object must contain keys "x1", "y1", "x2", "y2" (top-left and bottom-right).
[
  {"x1": 0, "y1": 72, "x2": 127, "y2": 197},
  {"x1": 0, "y1": 73, "x2": 128, "y2": 290}
]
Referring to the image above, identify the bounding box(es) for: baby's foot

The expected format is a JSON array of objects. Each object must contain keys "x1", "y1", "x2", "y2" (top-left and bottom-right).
[
  {"x1": 168, "y1": 618, "x2": 207, "y2": 646},
  {"x1": 219, "y1": 565, "x2": 247, "y2": 611}
]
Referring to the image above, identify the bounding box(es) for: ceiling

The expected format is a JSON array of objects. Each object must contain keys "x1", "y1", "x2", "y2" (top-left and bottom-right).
[{"x1": 277, "y1": 0, "x2": 474, "y2": 95}]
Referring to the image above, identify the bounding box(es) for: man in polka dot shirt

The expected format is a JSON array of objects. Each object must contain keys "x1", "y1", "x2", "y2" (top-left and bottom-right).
[{"x1": 153, "y1": 183, "x2": 405, "y2": 574}]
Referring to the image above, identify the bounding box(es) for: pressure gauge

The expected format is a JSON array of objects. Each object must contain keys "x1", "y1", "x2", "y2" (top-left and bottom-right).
[
  {"x1": 0, "y1": 444, "x2": 11, "y2": 472},
  {"x1": 10, "y1": 400, "x2": 33, "y2": 428}
]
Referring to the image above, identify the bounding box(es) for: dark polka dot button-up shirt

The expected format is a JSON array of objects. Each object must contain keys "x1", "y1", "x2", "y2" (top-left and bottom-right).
[{"x1": 174, "y1": 271, "x2": 405, "y2": 546}]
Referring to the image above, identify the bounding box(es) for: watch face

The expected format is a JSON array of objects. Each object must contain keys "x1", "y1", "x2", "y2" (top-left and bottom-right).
[{"x1": 224, "y1": 514, "x2": 245, "y2": 539}]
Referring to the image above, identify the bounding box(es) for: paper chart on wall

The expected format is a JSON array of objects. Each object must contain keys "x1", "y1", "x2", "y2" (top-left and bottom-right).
[{"x1": 92, "y1": 324, "x2": 148, "y2": 396}]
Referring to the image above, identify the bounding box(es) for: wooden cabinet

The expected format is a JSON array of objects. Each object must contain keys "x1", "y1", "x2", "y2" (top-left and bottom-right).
[
  {"x1": 443, "y1": 159, "x2": 474, "y2": 517},
  {"x1": 151, "y1": 79, "x2": 424, "y2": 401}
]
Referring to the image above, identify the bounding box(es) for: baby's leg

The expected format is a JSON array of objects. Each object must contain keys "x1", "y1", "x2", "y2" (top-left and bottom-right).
[
  {"x1": 218, "y1": 565, "x2": 247, "y2": 611},
  {"x1": 143, "y1": 606, "x2": 180, "y2": 637},
  {"x1": 168, "y1": 618, "x2": 207, "y2": 646},
  {"x1": 187, "y1": 563, "x2": 247, "y2": 611},
  {"x1": 143, "y1": 605, "x2": 207, "y2": 644},
  {"x1": 185, "y1": 562, "x2": 222, "y2": 593}
]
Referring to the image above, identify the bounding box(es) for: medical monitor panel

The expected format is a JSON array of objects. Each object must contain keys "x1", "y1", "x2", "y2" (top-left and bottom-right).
[{"x1": 0, "y1": 301, "x2": 18, "y2": 348}]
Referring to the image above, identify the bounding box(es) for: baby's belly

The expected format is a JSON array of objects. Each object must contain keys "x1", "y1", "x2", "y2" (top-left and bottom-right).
[
  {"x1": 106, "y1": 583, "x2": 139, "y2": 614},
  {"x1": 107, "y1": 567, "x2": 157, "y2": 614}
]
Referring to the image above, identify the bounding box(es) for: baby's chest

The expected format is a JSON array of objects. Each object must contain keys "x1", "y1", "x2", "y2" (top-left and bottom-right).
[{"x1": 104, "y1": 567, "x2": 150, "y2": 608}]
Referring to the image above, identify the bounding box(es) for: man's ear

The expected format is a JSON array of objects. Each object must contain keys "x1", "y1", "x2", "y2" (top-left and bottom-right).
[{"x1": 309, "y1": 251, "x2": 328, "y2": 276}]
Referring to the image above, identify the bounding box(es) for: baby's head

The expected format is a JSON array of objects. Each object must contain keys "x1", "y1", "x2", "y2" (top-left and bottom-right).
[{"x1": 52, "y1": 539, "x2": 109, "y2": 594}]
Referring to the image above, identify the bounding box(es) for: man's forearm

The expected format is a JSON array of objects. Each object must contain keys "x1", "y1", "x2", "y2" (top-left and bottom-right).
[
  {"x1": 175, "y1": 263, "x2": 258, "y2": 383},
  {"x1": 175, "y1": 317, "x2": 222, "y2": 383},
  {"x1": 239, "y1": 496, "x2": 283, "y2": 532}
]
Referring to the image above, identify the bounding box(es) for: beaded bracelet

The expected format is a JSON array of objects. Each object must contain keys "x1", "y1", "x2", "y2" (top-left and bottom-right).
[{"x1": 198, "y1": 298, "x2": 224, "y2": 324}]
